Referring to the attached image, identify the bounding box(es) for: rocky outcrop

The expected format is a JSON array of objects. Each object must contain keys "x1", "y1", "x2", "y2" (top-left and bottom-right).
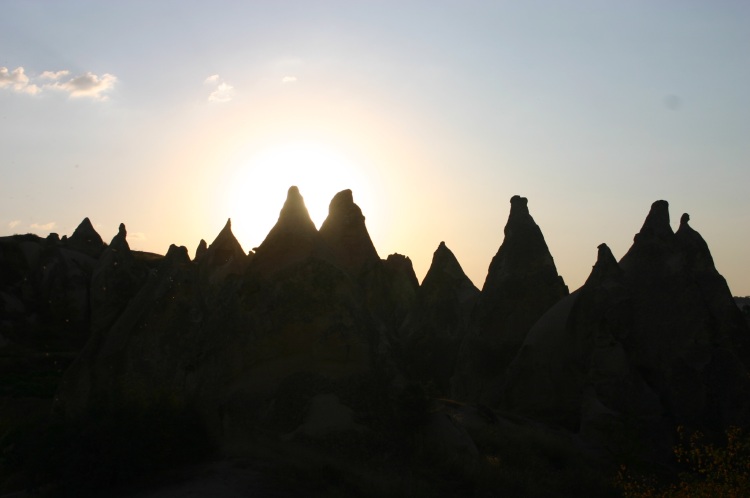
[
  {"x1": 250, "y1": 186, "x2": 329, "y2": 279},
  {"x1": 198, "y1": 220, "x2": 247, "y2": 289},
  {"x1": 66, "y1": 217, "x2": 106, "y2": 259},
  {"x1": 503, "y1": 201, "x2": 750, "y2": 458},
  {"x1": 0, "y1": 225, "x2": 101, "y2": 350},
  {"x1": 398, "y1": 242, "x2": 479, "y2": 392},
  {"x1": 89, "y1": 223, "x2": 147, "y2": 336},
  {"x1": 319, "y1": 189, "x2": 380, "y2": 278},
  {"x1": 452, "y1": 196, "x2": 568, "y2": 405},
  {"x1": 193, "y1": 239, "x2": 208, "y2": 263},
  {"x1": 37, "y1": 192, "x2": 749, "y2": 468},
  {"x1": 57, "y1": 189, "x2": 379, "y2": 443}
]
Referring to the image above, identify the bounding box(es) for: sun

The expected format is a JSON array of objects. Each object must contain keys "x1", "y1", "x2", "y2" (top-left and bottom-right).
[{"x1": 224, "y1": 140, "x2": 373, "y2": 249}]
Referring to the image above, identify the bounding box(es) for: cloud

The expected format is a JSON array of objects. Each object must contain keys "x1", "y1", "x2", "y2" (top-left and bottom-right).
[
  {"x1": 0, "y1": 66, "x2": 41, "y2": 95},
  {"x1": 48, "y1": 72, "x2": 117, "y2": 100},
  {"x1": 40, "y1": 70, "x2": 70, "y2": 80},
  {"x1": 1, "y1": 66, "x2": 116, "y2": 100},
  {"x1": 128, "y1": 232, "x2": 147, "y2": 241},
  {"x1": 30, "y1": 222, "x2": 56, "y2": 231},
  {"x1": 8, "y1": 220, "x2": 21, "y2": 229},
  {"x1": 281, "y1": 76, "x2": 297, "y2": 84},
  {"x1": 204, "y1": 74, "x2": 234, "y2": 103}
]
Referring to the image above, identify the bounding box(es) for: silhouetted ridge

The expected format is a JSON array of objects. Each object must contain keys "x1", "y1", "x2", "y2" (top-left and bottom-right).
[
  {"x1": 385, "y1": 253, "x2": 419, "y2": 290},
  {"x1": 422, "y1": 242, "x2": 476, "y2": 293},
  {"x1": 163, "y1": 244, "x2": 191, "y2": 266},
  {"x1": 584, "y1": 243, "x2": 622, "y2": 286},
  {"x1": 194, "y1": 239, "x2": 208, "y2": 263},
  {"x1": 504, "y1": 199, "x2": 750, "y2": 450},
  {"x1": 452, "y1": 195, "x2": 568, "y2": 405},
  {"x1": 319, "y1": 189, "x2": 379, "y2": 277},
  {"x1": 203, "y1": 219, "x2": 245, "y2": 267},
  {"x1": 111, "y1": 223, "x2": 129, "y2": 251},
  {"x1": 89, "y1": 223, "x2": 144, "y2": 335},
  {"x1": 251, "y1": 186, "x2": 325, "y2": 278},
  {"x1": 638, "y1": 199, "x2": 673, "y2": 240},
  {"x1": 3, "y1": 191, "x2": 744, "y2": 484},
  {"x1": 67, "y1": 217, "x2": 105, "y2": 258},
  {"x1": 398, "y1": 241, "x2": 479, "y2": 392},
  {"x1": 277, "y1": 186, "x2": 317, "y2": 232},
  {"x1": 676, "y1": 212, "x2": 716, "y2": 273}
]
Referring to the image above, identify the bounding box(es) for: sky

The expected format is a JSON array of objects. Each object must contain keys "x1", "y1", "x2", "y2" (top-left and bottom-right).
[{"x1": 1, "y1": 1, "x2": 749, "y2": 295}]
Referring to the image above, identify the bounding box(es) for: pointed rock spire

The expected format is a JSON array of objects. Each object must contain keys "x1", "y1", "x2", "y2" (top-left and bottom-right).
[
  {"x1": 584, "y1": 243, "x2": 622, "y2": 287},
  {"x1": 203, "y1": 219, "x2": 245, "y2": 267},
  {"x1": 636, "y1": 200, "x2": 673, "y2": 241},
  {"x1": 421, "y1": 242, "x2": 478, "y2": 299},
  {"x1": 398, "y1": 242, "x2": 479, "y2": 393},
  {"x1": 67, "y1": 217, "x2": 105, "y2": 258},
  {"x1": 251, "y1": 186, "x2": 326, "y2": 278},
  {"x1": 278, "y1": 186, "x2": 317, "y2": 233},
  {"x1": 620, "y1": 200, "x2": 679, "y2": 276},
  {"x1": 90, "y1": 222, "x2": 143, "y2": 334},
  {"x1": 451, "y1": 195, "x2": 568, "y2": 405},
  {"x1": 485, "y1": 196, "x2": 565, "y2": 286},
  {"x1": 675, "y1": 213, "x2": 716, "y2": 273},
  {"x1": 109, "y1": 223, "x2": 131, "y2": 253},
  {"x1": 319, "y1": 189, "x2": 379, "y2": 277},
  {"x1": 194, "y1": 239, "x2": 208, "y2": 263}
]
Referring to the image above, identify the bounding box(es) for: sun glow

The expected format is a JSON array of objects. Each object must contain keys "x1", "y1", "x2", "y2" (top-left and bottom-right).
[{"x1": 225, "y1": 140, "x2": 374, "y2": 250}]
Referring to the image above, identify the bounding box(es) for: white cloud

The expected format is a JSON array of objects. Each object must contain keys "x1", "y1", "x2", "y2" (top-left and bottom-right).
[
  {"x1": 281, "y1": 76, "x2": 297, "y2": 84},
  {"x1": 41, "y1": 70, "x2": 70, "y2": 80},
  {"x1": 204, "y1": 74, "x2": 234, "y2": 103},
  {"x1": 48, "y1": 72, "x2": 117, "y2": 100},
  {"x1": 30, "y1": 222, "x2": 56, "y2": 231},
  {"x1": 209, "y1": 82, "x2": 234, "y2": 102},
  {"x1": 0, "y1": 66, "x2": 41, "y2": 95},
  {"x1": 8, "y1": 220, "x2": 21, "y2": 229},
  {"x1": 129, "y1": 232, "x2": 147, "y2": 241},
  {"x1": 1, "y1": 66, "x2": 116, "y2": 100}
]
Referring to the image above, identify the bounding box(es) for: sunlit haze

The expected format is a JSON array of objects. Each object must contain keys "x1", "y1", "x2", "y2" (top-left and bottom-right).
[{"x1": 1, "y1": 1, "x2": 749, "y2": 295}]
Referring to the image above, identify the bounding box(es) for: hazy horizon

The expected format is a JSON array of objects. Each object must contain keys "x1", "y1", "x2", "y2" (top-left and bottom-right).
[{"x1": 2, "y1": 1, "x2": 749, "y2": 295}]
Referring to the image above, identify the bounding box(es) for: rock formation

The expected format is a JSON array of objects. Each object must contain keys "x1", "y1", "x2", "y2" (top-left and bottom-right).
[
  {"x1": 57, "y1": 189, "x2": 379, "y2": 443},
  {"x1": 3, "y1": 189, "x2": 747, "y2": 478},
  {"x1": 398, "y1": 242, "x2": 479, "y2": 392},
  {"x1": 66, "y1": 217, "x2": 106, "y2": 259},
  {"x1": 0, "y1": 218, "x2": 106, "y2": 350},
  {"x1": 89, "y1": 223, "x2": 147, "y2": 335},
  {"x1": 198, "y1": 219, "x2": 248, "y2": 289},
  {"x1": 193, "y1": 239, "x2": 208, "y2": 263},
  {"x1": 319, "y1": 189, "x2": 380, "y2": 278},
  {"x1": 250, "y1": 186, "x2": 328, "y2": 279},
  {"x1": 452, "y1": 195, "x2": 568, "y2": 405},
  {"x1": 503, "y1": 201, "x2": 750, "y2": 458}
]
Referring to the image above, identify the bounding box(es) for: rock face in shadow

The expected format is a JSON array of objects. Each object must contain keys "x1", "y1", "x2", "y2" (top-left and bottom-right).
[
  {"x1": 250, "y1": 186, "x2": 327, "y2": 279},
  {"x1": 30, "y1": 191, "x2": 749, "y2": 468},
  {"x1": 319, "y1": 189, "x2": 380, "y2": 278},
  {"x1": 503, "y1": 201, "x2": 750, "y2": 458},
  {"x1": 398, "y1": 242, "x2": 479, "y2": 393},
  {"x1": 198, "y1": 219, "x2": 248, "y2": 289},
  {"x1": 0, "y1": 219, "x2": 109, "y2": 351},
  {"x1": 57, "y1": 188, "x2": 380, "y2": 444},
  {"x1": 89, "y1": 224, "x2": 148, "y2": 336},
  {"x1": 67, "y1": 217, "x2": 106, "y2": 259},
  {"x1": 452, "y1": 196, "x2": 568, "y2": 405}
]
